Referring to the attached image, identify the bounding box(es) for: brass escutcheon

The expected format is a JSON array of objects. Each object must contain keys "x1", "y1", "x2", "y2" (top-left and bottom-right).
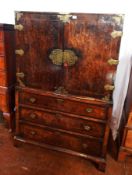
[{"x1": 86, "y1": 108, "x2": 93, "y2": 113}]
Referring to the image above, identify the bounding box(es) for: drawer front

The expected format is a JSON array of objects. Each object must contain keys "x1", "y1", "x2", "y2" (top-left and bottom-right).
[
  {"x1": 19, "y1": 124, "x2": 102, "y2": 157},
  {"x1": 0, "y1": 42, "x2": 4, "y2": 55},
  {"x1": 0, "y1": 93, "x2": 9, "y2": 112},
  {"x1": 0, "y1": 71, "x2": 7, "y2": 86},
  {"x1": 0, "y1": 56, "x2": 5, "y2": 70},
  {"x1": 124, "y1": 130, "x2": 132, "y2": 148},
  {"x1": 19, "y1": 92, "x2": 106, "y2": 120},
  {"x1": 19, "y1": 107, "x2": 105, "y2": 138},
  {"x1": 127, "y1": 112, "x2": 132, "y2": 126},
  {"x1": 0, "y1": 31, "x2": 3, "y2": 41}
]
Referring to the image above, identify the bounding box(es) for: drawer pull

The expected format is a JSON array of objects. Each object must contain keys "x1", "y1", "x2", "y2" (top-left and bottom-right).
[
  {"x1": 29, "y1": 97, "x2": 36, "y2": 103},
  {"x1": 30, "y1": 113, "x2": 37, "y2": 119},
  {"x1": 86, "y1": 108, "x2": 93, "y2": 113},
  {"x1": 30, "y1": 131, "x2": 36, "y2": 136},
  {"x1": 83, "y1": 125, "x2": 91, "y2": 131},
  {"x1": 82, "y1": 143, "x2": 88, "y2": 149},
  {"x1": 56, "y1": 98, "x2": 64, "y2": 103}
]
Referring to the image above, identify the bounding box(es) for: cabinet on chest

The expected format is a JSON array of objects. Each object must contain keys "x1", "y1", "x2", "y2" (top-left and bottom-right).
[{"x1": 14, "y1": 12, "x2": 124, "y2": 171}]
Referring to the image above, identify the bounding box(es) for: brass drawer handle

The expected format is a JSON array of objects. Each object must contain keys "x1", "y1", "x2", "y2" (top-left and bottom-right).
[
  {"x1": 83, "y1": 125, "x2": 91, "y2": 131},
  {"x1": 29, "y1": 97, "x2": 36, "y2": 103},
  {"x1": 30, "y1": 113, "x2": 37, "y2": 119},
  {"x1": 30, "y1": 131, "x2": 36, "y2": 136},
  {"x1": 86, "y1": 108, "x2": 93, "y2": 113},
  {"x1": 82, "y1": 143, "x2": 88, "y2": 149},
  {"x1": 56, "y1": 98, "x2": 64, "y2": 103}
]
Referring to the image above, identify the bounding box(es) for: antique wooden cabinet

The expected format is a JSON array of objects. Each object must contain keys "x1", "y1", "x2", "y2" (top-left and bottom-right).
[
  {"x1": 14, "y1": 12, "x2": 124, "y2": 171},
  {"x1": 0, "y1": 24, "x2": 15, "y2": 130},
  {"x1": 118, "y1": 69, "x2": 132, "y2": 161}
]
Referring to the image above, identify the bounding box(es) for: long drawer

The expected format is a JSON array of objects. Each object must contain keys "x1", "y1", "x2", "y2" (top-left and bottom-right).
[
  {"x1": 19, "y1": 106, "x2": 106, "y2": 138},
  {"x1": 19, "y1": 123, "x2": 103, "y2": 157},
  {"x1": 0, "y1": 31, "x2": 3, "y2": 41},
  {"x1": 0, "y1": 71, "x2": 7, "y2": 86},
  {"x1": 0, "y1": 42, "x2": 4, "y2": 55},
  {"x1": 0, "y1": 56, "x2": 5, "y2": 70},
  {"x1": 124, "y1": 129, "x2": 132, "y2": 148},
  {"x1": 19, "y1": 91, "x2": 107, "y2": 120},
  {"x1": 0, "y1": 87, "x2": 15, "y2": 113}
]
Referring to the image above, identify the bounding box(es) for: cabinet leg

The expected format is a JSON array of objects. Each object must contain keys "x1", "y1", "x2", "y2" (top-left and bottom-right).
[
  {"x1": 97, "y1": 162, "x2": 106, "y2": 172},
  {"x1": 13, "y1": 137, "x2": 21, "y2": 147}
]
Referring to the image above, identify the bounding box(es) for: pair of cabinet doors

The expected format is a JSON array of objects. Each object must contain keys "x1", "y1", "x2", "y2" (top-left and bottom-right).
[{"x1": 15, "y1": 12, "x2": 124, "y2": 100}]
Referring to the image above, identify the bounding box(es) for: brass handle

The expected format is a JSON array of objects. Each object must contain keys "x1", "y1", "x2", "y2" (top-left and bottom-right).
[
  {"x1": 16, "y1": 72, "x2": 25, "y2": 78},
  {"x1": 104, "y1": 84, "x2": 114, "y2": 91},
  {"x1": 83, "y1": 125, "x2": 91, "y2": 131},
  {"x1": 108, "y1": 58, "x2": 119, "y2": 65},
  {"x1": 82, "y1": 143, "x2": 88, "y2": 149},
  {"x1": 14, "y1": 24, "x2": 24, "y2": 31},
  {"x1": 30, "y1": 113, "x2": 37, "y2": 119},
  {"x1": 30, "y1": 131, "x2": 36, "y2": 136},
  {"x1": 15, "y1": 49, "x2": 24, "y2": 56},
  {"x1": 29, "y1": 97, "x2": 36, "y2": 103},
  {"x1": 56, "y1": 98, "x2": 64, "y2": 104},
  {"x1": 86, "y1": 108, "x2": 93, "y2": 113}
]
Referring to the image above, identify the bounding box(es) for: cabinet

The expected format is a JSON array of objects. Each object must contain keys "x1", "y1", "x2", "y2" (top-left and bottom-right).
[
  {"x1": 14, "y1": 12, "x2": 124, "y2": 171},
  {"x1": 0, "y1": 24, "x2": 15, "y2": 130},
  {"x1": 118, "y1": 69, "x2": 132, "y2": 161}
]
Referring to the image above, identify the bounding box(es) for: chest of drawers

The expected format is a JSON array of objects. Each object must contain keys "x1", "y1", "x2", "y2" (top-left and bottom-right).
[
  {"x1": 14, "y1": 12, "x2": 124, "y2": 171},
  {"x1": 0, "y1": 24, "x2": 15, "y2": 130}
]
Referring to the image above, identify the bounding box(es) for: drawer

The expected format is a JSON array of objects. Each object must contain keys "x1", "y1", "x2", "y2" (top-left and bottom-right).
[
  {"x1": 19, "y1": 123, "x2": 102, "y2": 157},
  {"x1": 0, "y1": 56, "x2": 5, "y2": 70},
  {"x1": 0, "y1": 87, "x2": 15, "y2": 113},
  {"x1": 127, "y1": 112, "x2": 132, "y2": 126},
  {"x1": 0, "y1": 31, "x2": 3, "y2": 41},
  {"x1": 124, "y1": 129, "x2": 132, "y2": 148},
  {"x1": 0, "y1": 71, "x2": 7, "y2": 86},
  {"x1": 0, "y1": 42, "x2": 4, "y2": 55},
  {"x1": 19, "y1": 107, "x2": 106, "y2": 138},
  {"x1": 19, "y1": 91, "x2": 107, "y2": 120},
  {"x1": 0, "y1": 93, "x2": 9, "y2": 112}
]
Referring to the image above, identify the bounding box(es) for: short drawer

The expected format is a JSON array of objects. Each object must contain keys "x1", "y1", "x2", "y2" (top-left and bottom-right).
[
  {"x1": 19, "y1": 124, "x2": 102, "y2": 157},
  {"x1": 0, "y1": 42, "x2": 4, "y2": 55},
  {"x1": 0, "y1": 56, "x2": 5, "y2": 70},
  {"x1": 124, "y1": 129, "x2": 132, "y2": 148},
  {"x1": 19, "y1": 107, "x2": 106, "y2": 138},
  {"x1": 19, "y1": 91, "x2": 107, "y2": 120},
  {"x1": 0, "y1": 71, "x2": 7, "y2": 86},
  {"x1": 0, "y1": 31, "x2": 3, "y2": 41}
]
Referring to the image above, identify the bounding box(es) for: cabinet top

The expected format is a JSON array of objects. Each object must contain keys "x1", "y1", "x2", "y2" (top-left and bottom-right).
[{"x1": 0, "y1": 24, "x2": 14, "y2": 31}]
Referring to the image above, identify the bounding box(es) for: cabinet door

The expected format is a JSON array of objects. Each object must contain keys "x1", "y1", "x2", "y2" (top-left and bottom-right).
[
  {"x1": 63, "y1": 14, "x2": 124, "y2": 100},
  {"x1": 15, "y1": 12, "x2": 64, "y2": 90}
]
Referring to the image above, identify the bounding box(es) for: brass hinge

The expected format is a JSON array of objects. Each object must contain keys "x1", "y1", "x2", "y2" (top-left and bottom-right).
[
  {"x1": 15, "y1": 49, "x2": 24, "y2": 56},
  {"x1": 104, "y1": 84, "x2": 115, "y2": 91},
  {"x1": 102, "y1": 94, "x2": 110, "y2": 101},
  {"x1": 14, "y1": 24, "x2": 24, "y2": 31},
  {"x1": 57, "y1": 14, "x2": 72, "y2": 23},
  {"x1": 111, "y1": 30, "x2": 123, "y2": 38},
  {"x1": 108, "y1": 58, "x2": 119, "y2": 65},
  {"x1": 16, "y1": 72, "x2": 25, "y2": 87}
]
